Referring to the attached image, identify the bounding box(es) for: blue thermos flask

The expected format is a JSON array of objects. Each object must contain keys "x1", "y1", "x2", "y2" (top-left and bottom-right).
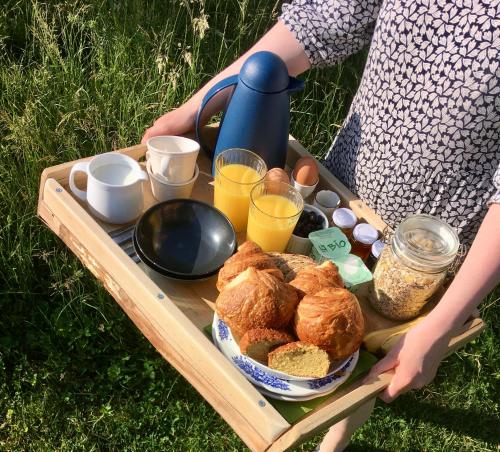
[{"x1": 195, "y1": 51, "x2": 304, "y2": 174}]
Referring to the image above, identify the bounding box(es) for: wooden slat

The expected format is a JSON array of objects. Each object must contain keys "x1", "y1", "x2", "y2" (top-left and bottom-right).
[{"x1": 39, "y1": 178, "x2": 290, "y2": 451}]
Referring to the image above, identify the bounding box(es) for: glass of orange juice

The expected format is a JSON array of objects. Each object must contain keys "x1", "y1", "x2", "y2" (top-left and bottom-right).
[
  {"x1": 214, "y1": 149, "x2": 267, "y2": 232},
  {"x1": 247, "y1": 180, "x2": 304, "y2": 252}
]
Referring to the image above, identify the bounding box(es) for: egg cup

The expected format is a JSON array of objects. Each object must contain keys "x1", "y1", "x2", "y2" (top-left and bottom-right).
[{"x1": 291, "y1": 173, "x2": 318, "y2": 200}]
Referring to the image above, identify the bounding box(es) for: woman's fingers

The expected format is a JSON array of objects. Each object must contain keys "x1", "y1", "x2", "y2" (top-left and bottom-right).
[
  {"x1": 364, "y1": 339, "x2": 403, "y2": 383},
  {"x1": 363, "y1": 354, "x2": 397, "y2": 385},
  {"x1": 141, "y1": 107, "x2": 196, "y2": 144},
  {"x1": 379, "y1": 372, "x2": 413, "y2": 403}
]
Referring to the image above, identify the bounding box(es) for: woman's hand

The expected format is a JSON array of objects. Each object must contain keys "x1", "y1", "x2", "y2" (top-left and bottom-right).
[
  {"x1": 366, "y1": 205, "x2": 499, "y2": 403},
  {"x1": 366, "y1": 318, "x2": 453, "y2": 403},
  {"x1": 141, "y1": 103, "x2": 197, "y2": 144}
]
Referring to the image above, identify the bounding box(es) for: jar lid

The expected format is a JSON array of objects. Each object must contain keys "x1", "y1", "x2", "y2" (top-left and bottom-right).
[
  {"x1": 332, "y1": 208, "x2": 357, "y2": 229},
  {"x1": 353, "y1": 223, "x2": 378, "y2": 245},
  {"x1": 393, "y1": 214, "x2": 460, "y2": 272},
  {"x1": 371, "y1": 240, "x2": 386, "y2": 258}
]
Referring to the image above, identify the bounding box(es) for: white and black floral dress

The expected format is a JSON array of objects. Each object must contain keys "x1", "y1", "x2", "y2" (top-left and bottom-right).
[{"x1": 280, "y1": 0, "x2": 500, "y2": 250}]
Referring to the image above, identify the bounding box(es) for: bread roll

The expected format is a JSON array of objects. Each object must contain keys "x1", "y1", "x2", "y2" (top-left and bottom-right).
[
  {"x1": 268, "y1": 341, "x2": 330, "y2": 378},
  {"x1": 294, "y1": 287, "x2": 364, "y2": 360},
  {"x1": 215, "y1": 267, "x2": 300, "y2": 338},
  {"x1": 239, "y1": 328, "x2": 294, "y2": 364},
  {"x1": 289, "y1": 261, "x2": 343, "y2": 296},
  {"x1": 266, "y1": 252, "x2": 315, "y2": 282},
  {"x1": 217, "y1": 241, "x2": 283, "y2": 291}
]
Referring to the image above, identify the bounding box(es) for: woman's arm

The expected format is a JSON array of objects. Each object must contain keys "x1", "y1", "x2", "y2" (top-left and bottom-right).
[
  {"x1": 142, "y1": 21, "x2": 310, "y2": 142},
  {"x1": 142, "y1": 0, "x2": 383, "y2": 142},
  {"x1": 368, "y1": 203, "x2": 500, "y2": 402}
]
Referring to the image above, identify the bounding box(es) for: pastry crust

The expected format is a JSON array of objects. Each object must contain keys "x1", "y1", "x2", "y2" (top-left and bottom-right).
[
  {"x1": 217, "y1": 241, "x2": 283, "y2": 291},
  {"x1": 216, "y1": 267, "x2": 300, "y2": 338},
  {"x1": 294, "y1": 287, "x2": 365, "y2": 360},
  {"x1": 289, "y1": 261, "x2": 343, "y2": 296}
]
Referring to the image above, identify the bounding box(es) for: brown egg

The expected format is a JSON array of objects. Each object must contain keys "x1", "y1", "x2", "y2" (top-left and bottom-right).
[
  {"x1": 265, "y1": 168, "x2": 290, "y2": 185},
  {"x1": 293, "y1": 157, "x2": 319, "y2": 186}
]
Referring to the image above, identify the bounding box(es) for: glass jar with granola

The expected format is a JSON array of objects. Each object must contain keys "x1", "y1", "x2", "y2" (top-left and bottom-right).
[{"x1": 369, "y1": 214, "x2": 459, "y2": 320}]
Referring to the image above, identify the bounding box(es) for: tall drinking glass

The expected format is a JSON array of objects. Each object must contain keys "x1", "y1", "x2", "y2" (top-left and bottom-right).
[
  {"x1": 247, "y1": 180, "x2": 304, "y2": 252},
  {"x1": 214, "y1": 148, "x2": 267, "y2": 233}
]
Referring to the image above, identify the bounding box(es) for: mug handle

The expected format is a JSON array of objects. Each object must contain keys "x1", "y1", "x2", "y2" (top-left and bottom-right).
[{"x1": 69, "y1": 161, "x2": 90, "y2": 202}]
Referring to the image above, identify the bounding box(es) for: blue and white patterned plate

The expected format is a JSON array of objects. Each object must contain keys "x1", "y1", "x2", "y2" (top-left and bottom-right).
[
  {"x1": 213, "y1": 313, "x2": 350, "y2": 381},
  {"x1": 212, "y1": 313, "x2": 359, "y2": 398}
]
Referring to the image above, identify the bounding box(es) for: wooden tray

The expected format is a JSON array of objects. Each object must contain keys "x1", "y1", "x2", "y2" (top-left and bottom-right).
[{"x1": 37, "y1": 131, "x2": 485, "y2": 451}]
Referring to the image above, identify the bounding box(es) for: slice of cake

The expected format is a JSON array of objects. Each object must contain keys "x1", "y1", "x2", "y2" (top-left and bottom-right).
[
  {"x1": 268, "y1": 342, "x2": 331, "y2": 378},
  {"x1": 239, "y1": 328, "x2": 294, "y2": 364}
]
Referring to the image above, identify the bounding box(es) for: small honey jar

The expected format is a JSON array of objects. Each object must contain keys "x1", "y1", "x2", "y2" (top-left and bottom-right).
[
  {"x1": 351, "y1": 223, "x2": 379, "y2": 261},
  {"x1": 332, "y1": 208, "x2": 357, "y2": 239}
]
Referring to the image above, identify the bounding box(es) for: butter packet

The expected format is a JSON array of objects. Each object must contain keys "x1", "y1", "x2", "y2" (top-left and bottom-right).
[
  {"x1": 309, "y1": 227, "x2": 372, "y2": 289},
  {"x1": 330, "y1": 254, "x2": 373, "y2": 290},
  {"x1": 308, "y1": 227, "x2": 351, "y2": 260}
]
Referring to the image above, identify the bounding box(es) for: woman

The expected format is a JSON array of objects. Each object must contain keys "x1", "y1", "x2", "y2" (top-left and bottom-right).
[{"x1": 143, "y1": 0, "x2": 500, "y2": 450}]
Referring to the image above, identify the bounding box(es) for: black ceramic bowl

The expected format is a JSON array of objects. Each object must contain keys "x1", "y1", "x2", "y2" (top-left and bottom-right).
[{"x1": 134, "y1": 200, "x2": 237, "y2": 280}]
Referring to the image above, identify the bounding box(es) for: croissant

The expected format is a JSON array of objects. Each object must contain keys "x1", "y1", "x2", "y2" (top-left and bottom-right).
[
  {"x1": 216, "y1": 241, "x2": 283, "y2": 291},
  {"x1": 289, "y1": 261, "x2": 343, "y2": 296},
  {"x1": 294, "y1": 287, "x2": 365, "y2": 360},
  {"x1": 216, "y1": 267, "x2": 300, "y2": 338}
]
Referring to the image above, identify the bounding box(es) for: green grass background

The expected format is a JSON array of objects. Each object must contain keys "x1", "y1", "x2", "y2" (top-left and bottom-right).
[{"x1": 0, "y1": 1, "x2": 498, "y2": 450}]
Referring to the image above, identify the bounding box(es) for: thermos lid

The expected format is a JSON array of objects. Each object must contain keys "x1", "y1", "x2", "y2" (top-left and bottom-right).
[
  {"x1": 239, "y1": 51, "x2": 291, "y2": 93},
  {"x1": 353, "y1": 223, "x2": 379, "y2": 245},
  {"x1": 332, "y1": 208, "x2": 357, "y2": 229}
]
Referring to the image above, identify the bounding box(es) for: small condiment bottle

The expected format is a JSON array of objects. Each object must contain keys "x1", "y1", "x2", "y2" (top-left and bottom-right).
[
  {"x1": 332, "y1": 208, "x2": 357, "y2": 239},
  {"x1": 366, "y1": 239, "x2": 386, "y2": 270},
  {"x1": 351, "y1": 223, "x2": 379, "y2": 261}
]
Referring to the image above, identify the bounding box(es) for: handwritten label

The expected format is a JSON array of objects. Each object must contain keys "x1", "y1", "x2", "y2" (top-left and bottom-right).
[
  {"x1": 308, "y1": 227, "x2": 372, "y2": 289},
  {"x1": 309, "y1": 227, "x2": 351, "y2": 259}
]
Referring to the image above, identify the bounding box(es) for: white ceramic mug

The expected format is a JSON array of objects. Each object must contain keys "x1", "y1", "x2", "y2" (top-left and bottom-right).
[
  {"x1": 69, "y1": 152, "x2": 148, "y2": 224},
  {"x1": 147, "y1": 159, "x2": 199, "y2": 202},
  {"x1": 146, "y1": 136, "x2": 199, "y2": 183}
]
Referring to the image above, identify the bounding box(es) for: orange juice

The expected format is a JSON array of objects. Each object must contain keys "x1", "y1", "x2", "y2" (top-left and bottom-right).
[
  {"x1": 214, "y1": 163, "x2": 263, "y2": 232},
  {"x1": 247, "y1": 194, "x2": 300, "y2": 252}
]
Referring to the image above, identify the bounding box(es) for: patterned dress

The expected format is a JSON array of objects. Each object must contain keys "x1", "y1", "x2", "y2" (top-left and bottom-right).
[{"x1": 280, "y1": 0, "x2": 500, "y2": 250}]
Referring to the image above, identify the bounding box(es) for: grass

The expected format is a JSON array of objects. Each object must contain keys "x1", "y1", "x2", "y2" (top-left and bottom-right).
[{"x1": 0, "y1": 0, "x2": 498, "y2": 450}]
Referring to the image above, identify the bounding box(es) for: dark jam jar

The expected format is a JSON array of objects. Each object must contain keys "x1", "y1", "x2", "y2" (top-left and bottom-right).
[
  {"x1": 332, "y1": 208, "x2": 357, "y2": 239},
  {"x1": 351, "y1": 224, "x2": 379, "y2": 261}
]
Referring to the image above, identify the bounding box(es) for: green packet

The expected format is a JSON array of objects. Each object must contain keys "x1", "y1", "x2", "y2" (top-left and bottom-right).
[
  {"x1": 309, "y1": 227, "x2": 351, "y2": 259},
  {"x1": 309, "y1": 227, "x2": 372, "y2": 289}
]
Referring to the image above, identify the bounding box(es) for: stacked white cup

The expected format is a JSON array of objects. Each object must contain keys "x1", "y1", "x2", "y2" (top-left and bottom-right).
[{"x1": 146, "y1": 136, "x2": 200, "y2": 201}]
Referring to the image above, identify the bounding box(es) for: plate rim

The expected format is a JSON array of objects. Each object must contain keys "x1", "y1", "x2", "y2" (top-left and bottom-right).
[
  {"x1": 212, "y1": 313, "x2": 359, "y2": 397},
  {"x1": 212, "y1": 312, "x2": 352, "y2": 381}
]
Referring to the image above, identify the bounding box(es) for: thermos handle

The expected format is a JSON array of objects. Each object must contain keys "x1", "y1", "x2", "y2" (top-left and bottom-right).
[{"x1": 195, "y1": 74, "x2": 239, "y2": 158}]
